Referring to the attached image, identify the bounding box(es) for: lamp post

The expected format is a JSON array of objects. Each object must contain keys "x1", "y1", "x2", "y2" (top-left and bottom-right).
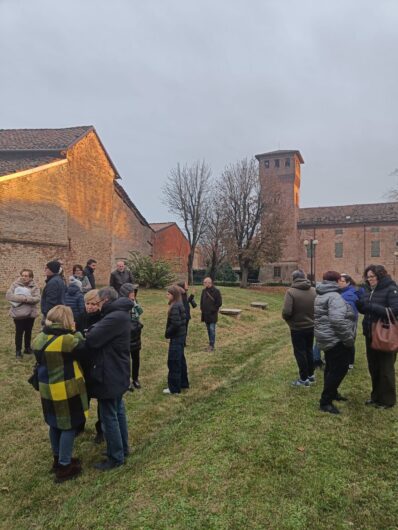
[{"x1": 304, "y1": 239, "x2": 318, "y2": 286}]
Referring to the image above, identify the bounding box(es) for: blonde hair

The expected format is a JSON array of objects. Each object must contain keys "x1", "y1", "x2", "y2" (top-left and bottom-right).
[
  {"x1": 46, "y1": 305, "x2": 75, "y2": 330},
  {"x1": 84, "y1": 289, "x2": 99, "y2": 303}
]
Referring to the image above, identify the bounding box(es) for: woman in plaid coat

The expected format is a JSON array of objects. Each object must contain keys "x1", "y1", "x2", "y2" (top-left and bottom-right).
[{"x1": 33, "y1": 305, "x2": 88, "y2": 483}]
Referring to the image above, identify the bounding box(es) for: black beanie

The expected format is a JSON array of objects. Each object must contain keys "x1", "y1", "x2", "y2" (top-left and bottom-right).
[{"x1": 46, "y1": 260, "x2": 61, "y2": 274}]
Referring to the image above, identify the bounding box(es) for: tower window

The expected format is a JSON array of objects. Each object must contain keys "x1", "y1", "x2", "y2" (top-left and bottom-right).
[
  {"x1": 371, "y1": 227, "x2": 380, "y2": 233},
  {"x1": 335, "y1": 242, "x2": 343, "y2": 258},
  {"x1": 285, "y1": 158, "x2": 290, "y2": 167},
  {"x1": 264, "y1": 160, "x2": 269, "y2": 168},
  {"x1": 274, "y1": 159, "x2": 280, "y2": 168},
  {"x1": 371, "y1": 240, "x2": 380, "y2": 257},
  {"x1": 335, "y1": 229, "x2": 343, "y2": 235}
]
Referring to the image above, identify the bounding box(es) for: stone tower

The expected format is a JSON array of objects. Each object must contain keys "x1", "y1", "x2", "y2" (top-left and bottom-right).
[{"x1": 255, "y1": 149, "x2": 304, "y2": 283}]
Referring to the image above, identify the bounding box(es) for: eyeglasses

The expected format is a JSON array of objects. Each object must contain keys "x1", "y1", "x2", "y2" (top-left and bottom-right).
[{"x1": 366, "y1": 274, "x2": 376, "y2": 279}]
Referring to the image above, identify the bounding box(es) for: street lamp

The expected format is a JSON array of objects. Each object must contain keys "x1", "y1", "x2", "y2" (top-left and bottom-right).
[{"x1": 304, "y1": 239, "x2": 318, "y2": 286}]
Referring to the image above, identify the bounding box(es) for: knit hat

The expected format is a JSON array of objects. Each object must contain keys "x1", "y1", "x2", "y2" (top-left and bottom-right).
[
  {"x1": 69, "y1": 276, "x2": 83, "y2": 291},
  {"x1": 119, "y1": 283, "x2": 139, "y2": 297},
  {"x1": 46, "y1": 261, "x2": 61, "y2": 274}
]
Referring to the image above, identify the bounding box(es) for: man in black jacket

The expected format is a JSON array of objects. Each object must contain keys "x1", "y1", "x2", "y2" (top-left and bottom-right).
[
  {"x1": 200, "y1": 277, "x2": 222, "y2": 351},
  {"x1": 109, "y1": 260, "x2": 133, "y2": 294},
  {"x1": 85, "y1": 287, "x2": 133, "y2": 470},
  {"x1": 84, "y1": 259, "x2": 97, "y2": 290},
  {"x1": 41, "y1": 261, "x2": 65, "y2": 319}
]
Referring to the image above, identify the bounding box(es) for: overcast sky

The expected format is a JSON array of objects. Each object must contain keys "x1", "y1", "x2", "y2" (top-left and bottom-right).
[{"x1": 1, "y1": 0, "x2": 398, "y2": 223}]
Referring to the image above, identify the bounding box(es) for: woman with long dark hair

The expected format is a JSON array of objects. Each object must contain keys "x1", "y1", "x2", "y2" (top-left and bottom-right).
[
  {"x1": 357, "y1": 265, "x2": 398, "y2": 409},
  {"x1": 163, "y1": 285, "x2": 188, "y2": 395}
]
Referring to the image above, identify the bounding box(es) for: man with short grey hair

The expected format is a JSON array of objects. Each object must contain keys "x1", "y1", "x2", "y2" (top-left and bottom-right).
[
  {"x1": 110, "y1": 260, "x2": 134, "y2": 294},
  {"x1": 282, "y1": 270, "x2": 316, "y2": 387},
  {"x1": 85, "y1": 286, "x2": 133, "y2": 470}
]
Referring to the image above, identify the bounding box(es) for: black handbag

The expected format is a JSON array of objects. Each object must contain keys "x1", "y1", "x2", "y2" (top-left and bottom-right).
[{"x1": 27, "y1": 336, "x2": 58, "y2": 391}]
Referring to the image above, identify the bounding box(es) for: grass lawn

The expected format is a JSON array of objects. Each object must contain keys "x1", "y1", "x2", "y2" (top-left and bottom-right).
[{"x1": 0, "y1": 287, "x2": 397, "y2": 530}]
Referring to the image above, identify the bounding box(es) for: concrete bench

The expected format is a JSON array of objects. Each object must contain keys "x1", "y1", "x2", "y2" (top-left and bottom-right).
[
  {"x1": 220, "y1": 308, "x2": 242, "y2": 318},
  {"x1": 250, "y1": 302, "x2": 268, "y2": 310}
]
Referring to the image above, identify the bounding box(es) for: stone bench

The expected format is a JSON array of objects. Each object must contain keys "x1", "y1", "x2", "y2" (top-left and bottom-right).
[
  {"x1": 220, "y1": 308, "x2": 242, "y2": 318},
  {"x1": 250, "y1": 302, "x2": 268, "y2": 310}
]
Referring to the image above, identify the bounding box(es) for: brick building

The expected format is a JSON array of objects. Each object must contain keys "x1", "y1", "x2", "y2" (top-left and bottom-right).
[
  {"x1": 0, "y1": 126, "x2": 154, "y2": 289},
  {"x1": 150, "y1": 222, "x2": 190, "y2": 279},
  {"x1": 256, "y1": 149, "x2": 398, "y2": 283}
]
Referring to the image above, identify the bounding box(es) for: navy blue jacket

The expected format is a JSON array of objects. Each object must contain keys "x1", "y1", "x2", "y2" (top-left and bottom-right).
[
  {"x1": 65, "y1": 284, "x2": 85, "y2": 322},
  {"x1": 85, "y1": 297, "x2": 133, "y2": 399},
  {"x1": 340, "y1": 285, "x2": 360, "y2": 320},
  {"x1": 41, "y1": 274, "x2": 65, "y2": 316}
]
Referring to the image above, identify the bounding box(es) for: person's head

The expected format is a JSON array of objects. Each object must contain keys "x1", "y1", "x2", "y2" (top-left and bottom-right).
[
  {"x1": 84, "y1": 289, "x2": 100, "y2": 313},
  {"x1": 116, "y1": 260, "x2": 126, "y2": 272},
  {"x1": 322, "y1": 271, "x2": 340, "y2": 283},
  {"x1": 46, "y1": 305, "x2": 75, "y2": 330},
  {"x1": 20, "y1": 269, "x2": 34, "y2": 284},
  {"x1": 203, "y1": 277, "x2": 213, "y2": 288},
  {"x1": 177, "y1": 280, "x2": 188, "y2": 292},
  {"x1": 119, "y1": 283, "x2": 138, "y2": 301},
  {"x1": 97, "y1": 286, "x2": 118, "y2": 310},
  {"x1": 292, "y1": 270, "x2": 306, "y2": 281},
  {"x1": 86, "y1": 259, "x2": 97, "y2": 271},
  {"x1": 364, "y1": 264, "x2": 388, "y2": 289},
  {"x1": 68, "y1": 276, "x2": 82, "y2": 291},
  {"x1": 73, "y1": 264, "x2": 84, "y2": 278},
  {"x1": 45, "y1": 260, "x2": 61, "y2": 277},
  {"x1": 167, "y1": 285, "x2": 182, "y2": 306},
  {"x1": 338, "y1": 273, "x2": 356, "y2": 289}
]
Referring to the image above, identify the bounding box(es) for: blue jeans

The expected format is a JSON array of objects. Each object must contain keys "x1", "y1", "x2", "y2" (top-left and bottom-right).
[
  {"x1": 98, "y1": 397, "x2": 129, "y2": 465},
  {"x1": 205, "y1": 322, "x2": 216, "y2": 347},
  {"x1": 49, "y1": 426, "x2": 76, "y2": 466}
]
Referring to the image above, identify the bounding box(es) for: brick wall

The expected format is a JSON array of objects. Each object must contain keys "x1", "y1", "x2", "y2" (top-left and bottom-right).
[{"x1": 153, "y1": 224, "x2": 190, "y2": 277}]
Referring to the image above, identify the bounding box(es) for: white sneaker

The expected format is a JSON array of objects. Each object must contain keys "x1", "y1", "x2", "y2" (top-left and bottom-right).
[
  {"x1": 163, "y1": 388, "x2": 171, "y2": 394},
  {"x1": 348, "y1": 364, "x2": 354, "y2": 370},
  {"x1": 308, "y1": 375, "x2": 316, "y2": 384},
  {"x1": 291, "y1": 379, "x2": 310, "y2": 387}
]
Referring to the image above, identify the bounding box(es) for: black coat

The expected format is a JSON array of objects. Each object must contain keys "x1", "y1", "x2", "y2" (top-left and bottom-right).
[
  {"x1": 181, "y1": 292, "x2": 196, "y2": 321},
  {"x1": 85, "y1": 297, "x2": 133, "y2": 399},
  {"x1": 83, "y1": 266, "x2": 96, "y2": 289},
  {"x1": 109, "y1": 269, "x2": 134, "y2": 294},
  {"x1": 41, "y1": 274, "x2": 66, "y2": 316},
  {"x1": 165, "y1": 302, "x2": 186, "y2": 339},
  {"x1": 200, "y1": 286, "x2": 222, "y2": 323},
  {"x1": 75, "y1": 310, "x2": 102, "y2": 335},
  {"x1": 356, "y1": 276, "x2": 398, "y2": 337}
]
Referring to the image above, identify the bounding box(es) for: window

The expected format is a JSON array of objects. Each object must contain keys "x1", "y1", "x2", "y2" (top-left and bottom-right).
[
  {"x1": 273, "y1": 266, "x2": 281, "y2": 278},
  {"x1": 285, "y1": 158, "x2": 290, "y2": 167},
  {"x1": 335, "y1": 242, "x2": 343, "y2": 258},
  {"x1": 264, "y1": 160, "x2": 269, "y2": 168},
  {"x1": 274, "y1": 159, "x2": 280, "y2": 168},
  {"x1": 335, "y1": 229, "x2": 343, "y2": 235},
  {"x1": 371, "y1": 240, "x2": 380, "y2": 257},
  {"x1": 371, "y1": 227, "x2": 380, "y2": 233}
]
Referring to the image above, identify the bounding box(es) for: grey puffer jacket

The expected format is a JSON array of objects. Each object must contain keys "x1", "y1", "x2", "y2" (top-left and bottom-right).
[{"x1": 314, "y1": 281, "x2": 355, "y2": 352}]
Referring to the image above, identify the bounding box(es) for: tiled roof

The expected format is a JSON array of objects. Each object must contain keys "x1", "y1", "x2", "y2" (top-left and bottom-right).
[
  {"x1": 298, "y1": 202, "x2": 398, "y2": 226},
  {"x1": 149, "y1": 222, "x2": 176, "y2": 232},
  {"x1": 255, "y1": 149, "x2": 304, "y2": 163},
  {"x1": 0, "y1": 126, "x2": 93, "y2": 150},
  {"x1": 0, "y1": 153, "x2": 63, "y2": 176},
  {"x1": 114, "y1": 181, "x2": 151, "y2": 228}
]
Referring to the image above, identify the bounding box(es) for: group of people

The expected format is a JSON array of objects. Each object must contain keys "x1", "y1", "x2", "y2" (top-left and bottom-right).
[
  {"x1": 282, "y1": 265, "x2": 398, "y2": 414},
  {"x1": 5, "y1": 258, "x2": 223, "y2": 483}
]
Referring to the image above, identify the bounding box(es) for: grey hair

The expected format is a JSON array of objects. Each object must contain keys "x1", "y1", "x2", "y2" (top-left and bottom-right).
[
  {"x1": 292, "y1": 269, "x2": 306, "y2": 280},
  {"x1": 98, "y1": 286, "x2": 118, "y2": 303}
]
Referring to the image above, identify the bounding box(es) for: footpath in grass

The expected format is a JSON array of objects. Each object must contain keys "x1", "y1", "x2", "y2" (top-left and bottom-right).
[{"x1": 0, "y1": 287, "x2": 397, "y2": 530}]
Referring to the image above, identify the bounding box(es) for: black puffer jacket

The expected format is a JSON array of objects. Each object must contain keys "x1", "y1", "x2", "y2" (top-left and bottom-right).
[
  {"x1": 41, "y1": 274, "x2": 66, "y2": 316},
  {"x1": 165, "y1": 302, "x2": 186, "y2": 339},
  {"x1": 85, "y1": 297, "x2": 133, "y2": 399},
  {"x1": 356, "y1": 276, "x2": 398, "y2": 337}
]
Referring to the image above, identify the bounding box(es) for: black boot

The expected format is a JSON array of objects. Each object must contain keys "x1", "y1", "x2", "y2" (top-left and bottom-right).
[{"x1": 16, "y1": 350, "x2": 23, "y2": 360}]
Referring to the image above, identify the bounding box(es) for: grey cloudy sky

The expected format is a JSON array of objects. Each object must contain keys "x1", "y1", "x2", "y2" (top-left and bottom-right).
[{"x1": 1, "y1": 0, "x2": 398, "y2": 222}]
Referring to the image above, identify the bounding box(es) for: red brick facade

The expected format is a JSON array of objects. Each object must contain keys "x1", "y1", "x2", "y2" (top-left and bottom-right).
[
  {"x1": 257, "y1": 149, "x2": 398, "y2": 283},
  {"x1": 150, "y1": 223, "x2": 190, "y2": 280},
  {"x1": 0, "y1": 127, "x2": 153, "y2": 289}
]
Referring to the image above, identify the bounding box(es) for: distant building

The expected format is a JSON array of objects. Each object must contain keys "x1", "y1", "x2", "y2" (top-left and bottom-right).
[
  {"x1": 150, "y1": 222, "x2": 190, "y2": 278},
  {"x1": 256, "y1": 149, "x2": 398, "y2": 283}
]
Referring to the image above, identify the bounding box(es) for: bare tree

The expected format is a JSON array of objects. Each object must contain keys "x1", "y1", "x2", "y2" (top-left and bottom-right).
[
  {"x1": 201, "y1": 196, "x2": 228, "y2": 280},
  {"x1": 217, "y1": 157, "x2": 265, "y2": 288},
  {"x1": 162, "y1": 161, "x2": 211, "y2": 284}
]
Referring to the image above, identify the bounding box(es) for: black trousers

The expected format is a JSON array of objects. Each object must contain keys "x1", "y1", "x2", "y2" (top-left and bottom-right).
[
  {"x1": 167, "y1": 336, "x2": 189, "y2": 393},
  {"x1": 290, "y1": 328, "x2": 314, "y2": 381},
  {"x1": 366, "y1": 337, "x2": 396, "y2": 407},
  {"x1": 14, "y1": 318, "x2": 35, "y2": 352},
  {"x1": 130, "y1": 347, "x2": 141, "y2": 381},
  {"x1": 320, "y1": 342, "x2": 350, "y2": 406}
]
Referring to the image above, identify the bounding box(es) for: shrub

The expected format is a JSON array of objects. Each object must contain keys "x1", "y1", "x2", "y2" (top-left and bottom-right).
[{"x1": 126, "y1": 251, "x2": 176, "y2": 289}]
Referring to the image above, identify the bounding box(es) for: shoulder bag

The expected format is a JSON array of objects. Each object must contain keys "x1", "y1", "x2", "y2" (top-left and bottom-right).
[
  {"x1": 371, "y1": 308, "x2": 398, "y2": 353},
  {"x1": 27, "y1": 336, "x2": 58, "y2": 391}
]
